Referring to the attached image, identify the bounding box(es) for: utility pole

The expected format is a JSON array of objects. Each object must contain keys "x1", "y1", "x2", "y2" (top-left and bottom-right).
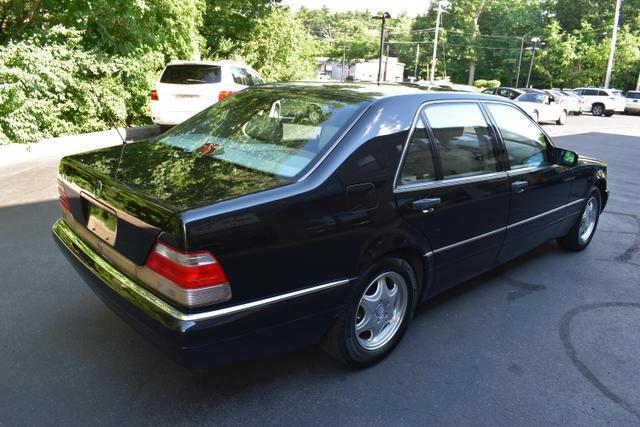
[
  {"x1": 341, "y1": 42, "x2": 347, "y2": 81},
  {"x1": 525, "y1": 37, "x2": 540, "y2": 88},
  {"x1": 604, "y1": 0, "x2": 622, "y2": 88},
  {"x1": 515, "y1": 36, "x2": 525, "y2": 87},
  {"x1": 430, "y1": 1, "x2": 443, "y2": 82},
  {"x1": 372, "y1": 12, "x2": 391, "y2": 85},
  {"x1": 414, "y1": 43, "x2": 420, "y2": 80},
  {"x1": 384, "y1": 44, "x2": 390, "y2": 82}
]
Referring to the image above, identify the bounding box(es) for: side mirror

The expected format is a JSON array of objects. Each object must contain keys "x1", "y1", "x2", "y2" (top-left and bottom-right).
[{"x1": 556, "y1": 148, "x2": 579, "y2": 167}]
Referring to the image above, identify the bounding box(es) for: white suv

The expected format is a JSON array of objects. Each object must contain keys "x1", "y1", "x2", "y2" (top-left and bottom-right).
[
  {"x1": 571, "y1": 87, "x2": 626, "y2": 116},
  {"x1": 150, "y1": 60, "x2": 264, "y2": 128},
  {"x1": 625, "y1": 91, "x2": 640, "y2": 114}
]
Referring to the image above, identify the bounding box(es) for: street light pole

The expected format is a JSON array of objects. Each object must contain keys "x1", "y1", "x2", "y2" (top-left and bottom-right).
[
  {"x1": 430, "y1": 1, "x2": 443, "y2": 82},
  {"x1": 525, "y1": 37, "x2": 540, "y2": 88},
  {"x1": 414, "y1": 43, "x2": 420, "y2": 80},
  {"x1": 515, "y1": 36, "x2": 524, "y2": 87},
  {"x1": 372, "y1": 12, "x2": 391, "y2": 85},
  {"x1": 604, "y1": 0, "x2": 622, "y2": 88}
]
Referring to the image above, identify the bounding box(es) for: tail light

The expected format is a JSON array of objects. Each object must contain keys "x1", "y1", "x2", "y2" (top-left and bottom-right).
[
  {"x1": 218, "y1": 90, "x2": 236, "y2": 102},
  {"x1": 58, "y1": 180, "x2": 70, "y2": 211},
  {"x1": 145, "y1": 241, "x2": 231, "y2": 307},
  {"x1": 151, "y1": 89, "x2": 159, "y2": 101}
]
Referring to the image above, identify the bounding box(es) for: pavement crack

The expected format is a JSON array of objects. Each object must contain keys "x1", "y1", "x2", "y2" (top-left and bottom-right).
[
  {"x1": 560, "y1": 303, "x2": 640, "y2": 420},
  {"x1": 603, "y1": 211, "x2": 640, "y2": 264}
]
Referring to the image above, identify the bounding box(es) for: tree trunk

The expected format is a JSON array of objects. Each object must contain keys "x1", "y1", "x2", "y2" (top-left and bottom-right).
[{"x1": 467, "y1": 0, "x2": 486, "y2": 86}]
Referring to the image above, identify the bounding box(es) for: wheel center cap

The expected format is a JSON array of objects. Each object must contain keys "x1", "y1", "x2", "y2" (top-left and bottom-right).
[{"x1": 375, "y1": 304, "x2": 385, "y2": 318}]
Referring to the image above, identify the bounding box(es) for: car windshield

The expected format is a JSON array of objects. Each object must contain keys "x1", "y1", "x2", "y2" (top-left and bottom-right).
[
  {"x1": 627, "y1": 92, "x2": 640, "y2": 99},
  {"x1": 516, "y1": 93, "x2": 545, "y2": 103},
  {"x1": 155, "y1": 89, "x2": 368, "y2": 179},
  {"x1": 160, "y1": 64, "x2": 221, "y2": 84}
]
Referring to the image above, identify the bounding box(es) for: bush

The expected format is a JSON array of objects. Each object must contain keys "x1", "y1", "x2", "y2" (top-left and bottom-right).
[
  {"x1": 0, "y1": 27, "x2": 162, "y2": 144},
  {"x1": 473, "y1": 79, "x2": 501, "y2": 88}
]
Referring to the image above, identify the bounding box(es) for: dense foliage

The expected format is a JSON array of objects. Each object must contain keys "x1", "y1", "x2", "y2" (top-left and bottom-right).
[{"x1": 1, "y1": 0, "x2": 639, "y2": 144}]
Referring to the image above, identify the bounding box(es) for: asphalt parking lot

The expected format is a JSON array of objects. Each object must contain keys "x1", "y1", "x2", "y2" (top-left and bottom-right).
[{"x1": 1, "y1": 113, "x2": 639, "y2": 425}]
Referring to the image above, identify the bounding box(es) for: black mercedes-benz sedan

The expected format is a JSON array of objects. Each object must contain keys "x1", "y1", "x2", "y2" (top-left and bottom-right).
[{"x1": 53, "y1": 82, "x2": 608, "y2": 368}]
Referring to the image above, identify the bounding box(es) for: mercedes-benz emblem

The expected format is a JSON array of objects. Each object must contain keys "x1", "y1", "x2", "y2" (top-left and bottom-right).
[{"x1": 94, "y1": 180, "x2": 103, "y2": 198}]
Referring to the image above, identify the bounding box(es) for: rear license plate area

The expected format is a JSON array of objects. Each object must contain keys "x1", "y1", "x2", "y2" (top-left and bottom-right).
[{"x1": 82, "y1": 196, "x2": 117, "y2": 245}]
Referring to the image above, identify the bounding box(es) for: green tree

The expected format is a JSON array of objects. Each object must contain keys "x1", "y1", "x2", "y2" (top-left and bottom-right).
[{"x1": 240, "y1": 7, "x2": 318, "y2": 81}]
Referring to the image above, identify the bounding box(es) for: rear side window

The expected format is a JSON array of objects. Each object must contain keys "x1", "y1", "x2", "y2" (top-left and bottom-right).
[
  {"x1": 160, "y1": 65, "x2": 221, "y2": 84},
  {"x1": 597, "y1": 90, "x2": 607, "y2": 96},
  {"x1": 423, "y1": 103, "x2": 498, "y2": 180},
  {"x1": 486, "y1": 103, "x2": 548, "y2": 169},
  {"x1": 399, "y1": 118, "x2": 436, "y2": 185},
  {"x1": 583, "y1": 89, "x2": 598, "y2": 96}
]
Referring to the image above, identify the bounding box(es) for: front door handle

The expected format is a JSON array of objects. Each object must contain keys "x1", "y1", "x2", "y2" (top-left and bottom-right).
[
  {"x1": 511, "y1": 180, "x2": 528, "y2": 193},
  {"x1": 411, "y1": 197, "x2": 441, "y2": 213}
]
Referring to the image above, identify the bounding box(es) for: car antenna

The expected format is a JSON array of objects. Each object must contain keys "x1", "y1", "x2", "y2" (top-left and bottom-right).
[{"x1": 90, "y1": 87, "x2": 127, "y2": 145}]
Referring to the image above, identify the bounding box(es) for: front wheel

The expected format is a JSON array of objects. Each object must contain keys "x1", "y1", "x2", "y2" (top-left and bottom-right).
[
  {"x1": 322, "y1": 257, "x2": 417, "y2": 368},
  {"x1": 557, "y1": 187, "x2": 601, "y2": 251}
]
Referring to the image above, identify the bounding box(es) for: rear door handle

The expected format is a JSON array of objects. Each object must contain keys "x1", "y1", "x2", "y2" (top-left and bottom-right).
[
  {"x1": 411, "y1": 197, "x2": 441, "y2": 213},
  {"x1": 511, "y1": 180, "x2": 528, "y2": 193}
]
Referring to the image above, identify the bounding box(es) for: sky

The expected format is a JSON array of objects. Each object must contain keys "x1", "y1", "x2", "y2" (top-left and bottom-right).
[{"x1": 281, "y1": 0, "x2": 432, "y2": 17}]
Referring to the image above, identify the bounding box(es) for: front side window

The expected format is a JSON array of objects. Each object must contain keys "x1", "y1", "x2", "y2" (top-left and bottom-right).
[
  {"x1": 156, "y1": 89, "x2": 368, "y2": 179},
  {"x1": 231, "y1": 67, "x2": 246, "y2": 85},
  {"x1": 399, "y1": 118, "x2": 436, "y2": 185},
  {"x1": 423, "y1": 103, "x2": 498, "y2": 180},
  {"x1": 486, "y1": 103, "x2": 549, "y2": 170}
]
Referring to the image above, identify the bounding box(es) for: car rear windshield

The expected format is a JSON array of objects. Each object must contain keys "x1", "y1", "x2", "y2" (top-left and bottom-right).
[
  {"x1": 627, "y1": 92, "x2": 640, "y2": 99},
  {"x1": 160, "y1": 64, "x2": 221, "y2": 84},
  {"x1": 155, "y1": 89, "x2": 369, "y2": 179}
]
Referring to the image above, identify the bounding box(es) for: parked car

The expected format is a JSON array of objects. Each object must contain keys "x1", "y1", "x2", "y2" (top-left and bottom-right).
[
  {"x1": 625, "y1": 90, "x2": 640, "y2": 114},
  {"x1": 482, "y1": 87, "x2": 523, "y2": 100},
  {"x1": 150, "y1": 60, "x2": 264, "y2": 130},
  {"x1": 53, "y1": 83, "x2": 607, "y2": 368},
  {"x1": 546, "y1": 89, "x2": 583, "y2": 115},
  {"x1": 514, "y1": 92, "x2": 568, "y2": 124},
  {"x1": 571, "y1": 87, "x2": 625, "y2": 116}
]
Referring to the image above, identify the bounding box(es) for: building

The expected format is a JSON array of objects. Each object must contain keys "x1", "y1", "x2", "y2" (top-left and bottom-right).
[{"x1": 316, "y1": 56, "x2": 405, "y2": 83}]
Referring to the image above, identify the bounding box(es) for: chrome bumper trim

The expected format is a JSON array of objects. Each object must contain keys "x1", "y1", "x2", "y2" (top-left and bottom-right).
[{"x1": 53, "y1": 219, "x2": 350, "y2": 326}]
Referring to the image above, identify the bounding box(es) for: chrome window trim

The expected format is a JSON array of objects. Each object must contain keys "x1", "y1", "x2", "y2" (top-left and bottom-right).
[
  {"x1": 419, "y1": 198, "x2": 585, "y2": 255},
  {"x1": 393, "y1": 98, "x2": 513, "y2": 191},
  {"x1": 394, "y1": 171, "x2": 508, "y2": 193}
]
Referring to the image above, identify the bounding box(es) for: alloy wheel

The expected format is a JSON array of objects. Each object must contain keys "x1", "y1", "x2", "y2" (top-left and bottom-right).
[
  {"x1": 355, "y1": 271, "x2": 408, "y2": 351},
  {"x1": 579, "y1": 196, "x2": 598, "y2": 243}
]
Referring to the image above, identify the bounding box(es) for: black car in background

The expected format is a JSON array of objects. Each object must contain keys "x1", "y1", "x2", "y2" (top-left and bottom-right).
[
  {"x1": 53, "y1": 83, "x2": 608, "y2": 368},
  {"x1": 482, "y1": 86, "x2": 523, "y2": 100}
]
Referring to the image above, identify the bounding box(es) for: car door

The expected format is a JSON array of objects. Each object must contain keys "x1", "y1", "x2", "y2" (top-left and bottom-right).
[
  {"x1": 484, "y1": 102, "x2": 573, "y2": 262},
  {"x1": 394, "y1": 101, "x2": 510, "y2": 293}
]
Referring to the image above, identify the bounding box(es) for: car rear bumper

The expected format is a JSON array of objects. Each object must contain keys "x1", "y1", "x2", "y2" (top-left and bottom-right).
[{"x1": 52, "y1": 219, "x2": 350, "y2": 367}]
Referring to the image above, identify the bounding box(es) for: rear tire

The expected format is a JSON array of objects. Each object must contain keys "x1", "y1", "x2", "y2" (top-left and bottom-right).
[
  {"x1": 591, "y1": 103, "x2": 604, "y2": 116},
  {"x1": 557, "y1": 187, "x2": 601, "y2": 251},
  {"x1": 322, "y1": 257, "x2": 417, "y2": 368},
  {"x1": 556, "y1": 110, "x2": 567, "y2": 125}
]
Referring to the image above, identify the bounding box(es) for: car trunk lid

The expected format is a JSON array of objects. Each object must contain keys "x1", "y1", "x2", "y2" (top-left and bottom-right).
[{"x1": 59, "y1": 140, "x2": 291, "y2": 264}]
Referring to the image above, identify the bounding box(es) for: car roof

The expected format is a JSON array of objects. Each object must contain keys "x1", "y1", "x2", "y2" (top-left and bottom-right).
[
  {"x1": 256, "y1": 81, "x2": 505, "y2": 102},
  {"x1": 166, "y1": 60, "x2": 252, "y2": 68}
]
